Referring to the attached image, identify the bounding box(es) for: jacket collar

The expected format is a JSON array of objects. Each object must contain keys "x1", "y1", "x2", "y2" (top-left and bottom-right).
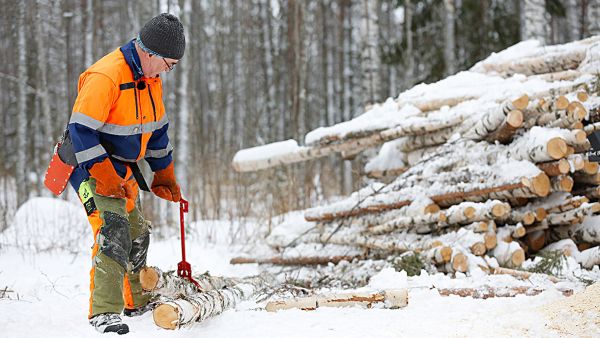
[{"x1": 120, "y1": 39, "x2": 144, "y2": 81}]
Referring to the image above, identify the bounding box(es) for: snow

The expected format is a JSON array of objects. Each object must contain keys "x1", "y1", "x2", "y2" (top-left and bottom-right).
[
  {"x1": 305, "y1": 99, "x2": 421, "y2": 145},
  {"x1": 1, "y1": 196, "x2": 599, "y2": 337},
  {"x1": 232, "y1": 139, "x2": 299, "y2": 163}
]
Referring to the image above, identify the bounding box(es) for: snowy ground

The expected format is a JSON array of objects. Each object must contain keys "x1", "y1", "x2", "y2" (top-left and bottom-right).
[{"x1": 1, "y1": 198, "x2": 599, "y2": 337}]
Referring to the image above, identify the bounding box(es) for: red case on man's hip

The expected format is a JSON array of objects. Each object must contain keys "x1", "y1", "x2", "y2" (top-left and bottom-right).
[{"x1": 44, "y1": 150, "x2": 75, "y2": 196}]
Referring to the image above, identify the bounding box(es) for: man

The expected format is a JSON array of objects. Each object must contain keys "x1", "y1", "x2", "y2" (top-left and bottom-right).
[{"x1": 67, "y1": 13, "x2": 184, "y2": 334}]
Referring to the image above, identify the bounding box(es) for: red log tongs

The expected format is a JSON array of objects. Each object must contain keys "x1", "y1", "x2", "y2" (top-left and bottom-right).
[{"x1": 177, "y1": 198, "x2": 201, "y2": 288}]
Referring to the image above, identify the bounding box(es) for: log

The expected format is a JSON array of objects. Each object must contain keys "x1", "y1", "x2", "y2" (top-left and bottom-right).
[
  {"x1": 269, "y1": 114, "x2": 464, "y2": 166},
  {"x1": 576, "y1": 90, "x2": 589, "y2": 102},
  {"x1": 305, "y1": 174, "x2": 548, "y2": 222},
  {"x1": 140, "y1": 267, "x2": 268, "y2": 297},
  {"x1": 567, "y1": 154, "x2": 585, "y2": 171},
  {"x1": 425, "y1": 245, "x2": 453, "y2": 264},
  {"x1": 504, "y1": 134, "x2": 568, "y2": 163},
  {"x1": 465, "y1": 96, "x2": 528, "y2": 141},
  {"x1": 545, "y1": 196, "x2": 589, "y2": 214},
  {"x1": 502, "y1": 209, "x2": 536, "y2": 225},
  {"x1": 367, "y1": 212, "x2": 446, "y2": 235},
  {"x1": 537, "y1": 159, "x2": 570, "y2": 177},
  {"x1": 437, "y1": 286, "x2": 573, "y2": 298},
  {"x1": 484, "y1": 232, "x2": 498, "y2": 250},
  {"x1": 485, "y1": 110, "x2": 524, "y2": 144},
  {"x1": 229, "y1": 255, "x2": 359, "y2": 266},
  {"x1": 265, "y1": 289, "x2": 409, "y2": 312},
  {"x1": 473, "y1": 47, "x2": 586, "y2": 76},
  {"x1": 583, "y1": 161, "x2": 599, "y2": 175},
  {"x1": 525, "y1": 230, "x2": 546, "y2": 252},
  {"x1": 395, "y1": 126, "x2": 457, "y2": 153},
  {"x1": 578, "y1": 246, "x2": 600, "y2": 268},
  {"x1": 153, "y1": 276, "x2": 269, "y2": 330},
  {"x1": 531, "y1": 69, "x2": 581, "y2": 82},
  {"x1": 492, "y1": 267, "x2": 561, "y2": 283},
  {"x1": 550, "y1": 175, "x2": 574, "y2": 192},
  {"x1": 572, "y1": 186, "x2": 600, "y2": 199},
  {"x1": 492, "y1": 240, "x2": 525, "y2": 268},
  {"x1": 543, "y1": 202, "x2": 599, "y2": 227},
  {"x1": 451, "y1": 251, "x2": 468, "y2": 273}
]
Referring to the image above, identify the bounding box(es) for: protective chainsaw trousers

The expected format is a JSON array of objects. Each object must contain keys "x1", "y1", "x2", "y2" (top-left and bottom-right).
[{"x1": 79, "y1": 177, "x2": 151, "y2": 318}]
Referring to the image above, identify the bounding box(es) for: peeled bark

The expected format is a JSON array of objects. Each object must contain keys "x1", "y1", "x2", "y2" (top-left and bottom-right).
[
  {"x1": 229, "y1": 255, "x2": 359, "y2": 266},
  {"x1": 265, "y1": 289, "x2": 408, "y2": 312},
  {"x1": 437, "y1": 286, "x2": 572, "y2": 298}
]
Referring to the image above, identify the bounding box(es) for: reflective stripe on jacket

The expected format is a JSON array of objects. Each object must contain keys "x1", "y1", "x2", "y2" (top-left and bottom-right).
[{"x1": 68, "y1": 40, "x2": 173, "y2": 191}]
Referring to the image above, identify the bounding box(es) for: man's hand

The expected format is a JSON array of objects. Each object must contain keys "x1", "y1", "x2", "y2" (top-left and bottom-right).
[
  {"x1": 89, "y1": 158, "x2": 134, "y2": 199},
  {"x1": 151, "y1": 162, "x2": 181, "y2": 202}
]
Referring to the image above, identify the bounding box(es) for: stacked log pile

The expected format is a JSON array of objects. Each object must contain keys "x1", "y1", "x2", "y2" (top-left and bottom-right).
[{"x1": 231, "y1": 37, "x2": 600, "y2": 287}]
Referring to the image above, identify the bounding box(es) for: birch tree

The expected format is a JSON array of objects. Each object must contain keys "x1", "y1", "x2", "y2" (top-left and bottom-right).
[
  {"x1": 360, "y1": 0, "x2": 381, "y2": 107},
  {"x1": 16, "y1": 0, "x2": 28, "y2": 207},
  {"x1": 520, "y1": 0, "x2": 549, "y2": 43},
  {"x1": 444, "y1": 0, "x2": 456, "y2": 76}
]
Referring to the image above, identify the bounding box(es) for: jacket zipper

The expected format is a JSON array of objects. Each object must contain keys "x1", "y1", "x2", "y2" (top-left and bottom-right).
[
  {"x1": 148, "y1": 85, "x2": 157, "y2": 122},
  {"x1": 133, "y1": 86, "x2": 140, "y2": 120}
]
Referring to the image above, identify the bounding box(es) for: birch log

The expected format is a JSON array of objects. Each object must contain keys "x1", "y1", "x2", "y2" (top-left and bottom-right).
[
  {"x1": 229, "y1": 255, "x2": 359, "y2": 266},
  {"x1": 153, "y1": 279, "x2": 268, "y2": 330},
  {"x1": 437, "y1": 286, "x2": 572, "y2": 298},
  {"x1": 265, "y1": 289, "x2": 409, "y2": 312}
]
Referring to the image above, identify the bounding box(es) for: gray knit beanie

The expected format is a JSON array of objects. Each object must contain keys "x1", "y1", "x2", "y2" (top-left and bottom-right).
[{"x1": 138, "y1": 13, "x2": 185, "y2": 59}]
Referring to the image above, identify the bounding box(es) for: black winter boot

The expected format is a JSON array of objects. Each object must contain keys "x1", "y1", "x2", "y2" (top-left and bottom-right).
[{"x1": 89, "y1": 313, "x2": 129, "y2": 335}]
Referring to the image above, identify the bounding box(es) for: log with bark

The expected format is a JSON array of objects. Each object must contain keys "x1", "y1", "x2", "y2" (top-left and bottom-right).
[{"x1": 140, "y1": 267, "x2": 274, "y2": 330}]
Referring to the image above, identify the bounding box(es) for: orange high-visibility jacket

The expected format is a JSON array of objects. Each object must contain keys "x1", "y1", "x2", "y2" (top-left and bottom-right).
[{"x1": 68, "y1": 40, "x2": 173, "y2": 190}]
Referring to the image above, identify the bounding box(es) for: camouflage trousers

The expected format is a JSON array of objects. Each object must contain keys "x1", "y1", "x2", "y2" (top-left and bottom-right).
[{"x1": 78, "y1": 177, "x2": 152, "y2": 318}]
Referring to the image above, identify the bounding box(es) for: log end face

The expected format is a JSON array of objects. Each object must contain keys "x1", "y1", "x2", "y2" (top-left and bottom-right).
[
  {"x1": 384, "y1": 289, "x2": 409, "y2": 309},
  {"x1": 140, "y1": 267, "x2": 159, "y2": 292},
  {"x1": 547, "y1": 138, "x2": 568, "y2": 160},
  {"x1": 511, "y1": 249, "x2": 526, "y2": 267},
  {"x1": 153, "y1": 304, "x2": 179, "y2": 330},
  {"x1": 532, "y1": 173, "x2": 551, "y2": 197},
  {"x1": 441, "y1": 246, "x2": 453, "y2": 263}
]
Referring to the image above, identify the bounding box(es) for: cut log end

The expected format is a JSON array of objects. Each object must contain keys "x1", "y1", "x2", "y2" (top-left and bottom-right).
[
  {"x1": 140, "y1": 267, "x2": 160, "y2": 291},
  {"x1": 507, "y1": 110, "x2": 524, "y2": 128},
  {"x1": 522, "y1": 212, "x2": 536, "y2": 225},
  {"x1": 471, "y1": 242, "x2": 487, "y2": 256},
  {"x1": 530, "y1": 173, "x2": 551, "y2": 197},
  {"x1": 440, "y1": 246, "x2": 453, "y2": 263},
  {"x1": 572, "y1": 130, "x2": 587, "y2": 144},
  {"x1": 452, "y1": 253, "x2": 468, "y2": 272},
  {"x1": 153, "y1": 304, "x2": 179, "y2": 330},
  {"x1": 512, "y1": 249, "x2": 526, "y2": 267},
  {"x1": 484, "y1": 233, "x2": 498, "y2": 250},
  {"x1": 555, "y1": 96, "x2": 569, "y2": 110},
  {"x1": 584, "y1": 161, "x2": 599, "y2": 175},
  {"x1": 547, "y1": 138, "x2": 568, "y2": 160},
  {"x1": 577, "y1": 91, "x2": 589, "y2": 102},
  {"x1": 535, "y1": 207, "x2": 547, "y2": 221},
  {"x1": 513, "y1": 95, "x2": 530, "y2": 111},
  {"x1": 463, "y1": 206, "x2": 476, "y2": 219},
  {"x1": 424, "y1": 203, "x2": 441, "y2": 214},
  {"x1": 525, "y1": 230, "x2": 546, "y2": 252},
  {"x1": 491, "y1": 203, "x2": 509, "y2": 218}
]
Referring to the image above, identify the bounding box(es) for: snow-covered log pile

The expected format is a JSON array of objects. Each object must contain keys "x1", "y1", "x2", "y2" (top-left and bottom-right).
[{"x1": 232, "y1": 37, "x2": 600, "y2": 287}]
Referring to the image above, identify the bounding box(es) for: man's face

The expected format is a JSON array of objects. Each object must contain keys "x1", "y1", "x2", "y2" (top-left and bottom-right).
[{"x1": 139, "y1": 51, "x2": 178, "y2": 78}]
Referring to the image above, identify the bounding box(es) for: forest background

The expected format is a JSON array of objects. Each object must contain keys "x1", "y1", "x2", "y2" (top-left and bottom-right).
[{"x1": 1, "y1": 0, "x2": 599, "y2": 233}]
